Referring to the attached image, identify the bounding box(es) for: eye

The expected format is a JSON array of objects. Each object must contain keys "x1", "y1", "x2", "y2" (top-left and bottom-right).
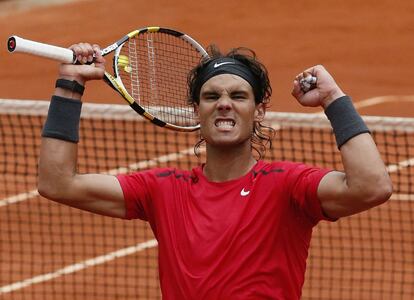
[
  {"x1": 232, "y1": 92, "x2": 248, "y2": 100},
  {"x1": 202, "y1": 93, "x2": 219, "y2": 101}
]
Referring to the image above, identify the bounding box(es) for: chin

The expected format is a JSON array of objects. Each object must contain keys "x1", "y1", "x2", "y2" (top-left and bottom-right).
[{"x1": 207, "y1": 136, "x2": 250, "y2": 148}]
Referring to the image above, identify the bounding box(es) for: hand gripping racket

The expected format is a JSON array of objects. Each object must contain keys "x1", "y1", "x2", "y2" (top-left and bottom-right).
[{"x1": 7, "y1": 27, "x2": 209, "y2": 131}]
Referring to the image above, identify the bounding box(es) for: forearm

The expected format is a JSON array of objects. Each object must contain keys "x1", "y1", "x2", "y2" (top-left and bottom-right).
[
  {"x1": 38, "y1": 137, "x2": 126, "y2": 218},
  {"x1": 339, "y1": 133, "x2": 391, "y2": 199},
  {"x1": 293, "y1": 66, "x2": 392, "y2": 217},
  {"x1": 319, "y1": 97, "x2": 392, "y2": 217},
  {"x1": 38, "y1": 81, "x2": 84, "y2": 199},
  {"x1": 38, "y1": 137, "x2": 79, "y2": 199},
  {"x1": 326, "y1": 96, "x2": 388, "y2": 189},
  {"x1": 37, "y1": 43, "x2": 126, "y2": 218}
]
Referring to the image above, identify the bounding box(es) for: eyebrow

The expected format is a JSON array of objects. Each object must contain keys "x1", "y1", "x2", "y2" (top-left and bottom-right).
[
  {"x1": 230, "y1": 90, "x2": 249, "y2": 96},
  {"x1": 200, "y1": 87, "x2": 251, "y2": 97},
  {"x1": 200, "y1": 91, "x2": 219, "y2": 98}
]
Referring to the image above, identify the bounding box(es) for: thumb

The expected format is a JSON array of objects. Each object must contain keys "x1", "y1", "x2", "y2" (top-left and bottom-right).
[{"x1": 291, "y1": 79, "x2": 305, "y2": 99}]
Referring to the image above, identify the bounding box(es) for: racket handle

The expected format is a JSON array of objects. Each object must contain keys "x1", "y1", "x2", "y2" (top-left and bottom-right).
[{"x1": 7, "y1": 35, "x2": 75, "y2": 64}]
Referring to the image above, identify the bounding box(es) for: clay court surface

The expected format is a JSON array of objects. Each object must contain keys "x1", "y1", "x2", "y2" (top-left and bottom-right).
[
  {"x1": 0, "y1": 0, "x2": 413, "y2": 299},
  {"x1": 1, "y1": 0, "x2": 414, "y2": 116}
]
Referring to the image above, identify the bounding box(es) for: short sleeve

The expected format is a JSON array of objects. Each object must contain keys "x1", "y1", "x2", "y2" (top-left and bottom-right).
[
  {"x1": 286, "y1": 163, "x2": 334, "y2": 225},
  {"x1": 116, "y1": 170, "x2": 155, "y2": 220}
]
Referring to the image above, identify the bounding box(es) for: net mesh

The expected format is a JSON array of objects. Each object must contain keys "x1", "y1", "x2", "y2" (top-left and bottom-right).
[{"x1": 0, "y1": 99, "x2": 413, "y2": 299}]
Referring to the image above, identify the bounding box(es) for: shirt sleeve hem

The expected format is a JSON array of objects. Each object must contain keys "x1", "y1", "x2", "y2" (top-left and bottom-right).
[
  {"x1": 116, "y1": 174, "x2": 136, "y2": 220},
  {"x1": 315, "y1": 170, "x2": 339, "y2": 223}
]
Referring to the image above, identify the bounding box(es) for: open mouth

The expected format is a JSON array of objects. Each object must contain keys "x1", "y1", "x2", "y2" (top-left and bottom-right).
[{"x1": 215, "y1": 120, "x2": 235, "y2": 129}]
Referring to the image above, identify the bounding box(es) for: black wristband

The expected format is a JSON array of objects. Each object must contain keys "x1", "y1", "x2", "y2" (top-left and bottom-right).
[
  {"x1": 55, "y1": 79, "x2": 85, "y2": 95},
  {"x1": 325, "y1": 95, "x2": 370, "y2": 149},
  {"x1": 42, "y1": 95, "x2": 82, "y2": 143}
]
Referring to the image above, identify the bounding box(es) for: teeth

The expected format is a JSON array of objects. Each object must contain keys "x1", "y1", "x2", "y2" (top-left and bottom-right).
[{"x1": 215, "y1": 120, "x2": 235, "y2": 128}]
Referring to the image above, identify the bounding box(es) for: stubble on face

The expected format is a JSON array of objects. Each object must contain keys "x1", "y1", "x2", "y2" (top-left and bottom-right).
[{"x1": 197, "y1": 74, "x2": 263, "y2": 149}]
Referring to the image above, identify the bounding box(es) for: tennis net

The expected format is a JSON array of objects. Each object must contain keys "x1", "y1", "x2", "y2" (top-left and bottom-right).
[{"x1": 0, "y1": 99, "x2": 413, "y2": 299}]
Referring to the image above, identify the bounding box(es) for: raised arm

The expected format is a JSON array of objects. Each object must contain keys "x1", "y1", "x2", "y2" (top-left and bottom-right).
[
  {"x1": 38, "y1": 43, "x2": 126, "y2": 218},
  {"x1": 291, "y1": 65, "x2": 392, "y2": 219}
]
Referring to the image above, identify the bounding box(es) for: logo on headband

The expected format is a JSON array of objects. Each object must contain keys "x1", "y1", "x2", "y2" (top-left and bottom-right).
[{"x1": 213, "y1": 61, "x2": 235, "y2": 68}]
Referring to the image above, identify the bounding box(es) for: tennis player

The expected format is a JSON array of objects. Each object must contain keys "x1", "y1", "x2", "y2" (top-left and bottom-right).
[{"x1": 38, "y1": 43, "x2": 392, "y2": 299}]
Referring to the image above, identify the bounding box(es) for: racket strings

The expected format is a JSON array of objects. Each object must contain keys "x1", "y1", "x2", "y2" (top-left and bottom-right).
[
  {"x1": 127, "y1": 38, "x2": 141, "y2": 104},
  {"x1": 119, "y1": 32, "x2": 202, "y2": 127}
]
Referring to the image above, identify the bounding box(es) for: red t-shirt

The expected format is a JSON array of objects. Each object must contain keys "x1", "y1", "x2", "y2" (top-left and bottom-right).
[{"x1": 117, "y1": 160, "x2": 333, "y2": 299}]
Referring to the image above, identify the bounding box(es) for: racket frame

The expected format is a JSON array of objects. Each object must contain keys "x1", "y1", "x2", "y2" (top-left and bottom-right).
[{"x1": 8, "y1": 27, "x2": 208, "y2": 132}]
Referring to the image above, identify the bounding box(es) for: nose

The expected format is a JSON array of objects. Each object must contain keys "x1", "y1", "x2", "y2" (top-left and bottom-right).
[{"x1": 217, "y1": 95, "x2": 232, "y2": 112}]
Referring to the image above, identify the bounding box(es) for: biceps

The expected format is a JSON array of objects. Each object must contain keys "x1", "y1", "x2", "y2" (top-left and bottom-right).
[
  {"x1": 68, "y1": 174, "x2": 126, "y2": 218},
  {"x1": 317, "y1": 171, "x2": 357, "y2": 219}
]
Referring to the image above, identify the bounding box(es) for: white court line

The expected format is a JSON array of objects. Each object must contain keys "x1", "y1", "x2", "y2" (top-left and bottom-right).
[
  {"x1": 0, "y1": 239, "x2": 158, "y2": 294},
  {"x1": 1, "y1": 95, "x2": 412, "y2": 294},
  {"x1": 0, "y1": 94, "x2": 409, "y2": 207},
  {"x1": 104, "y1": 146, "x2": 197, "y2": 176},
  {"x1": 346, "y1": 96, "x2": 414, "y2": 179},
  {"x1": 310, "y1": 95, "x2": 414, "y2": 116},
  {"x1": 0, "y1": 190, "x2": 39, "y2": 208},
  {"x1": 0, "y1": 146, "x2": 198, "y2": 294},
  {"x1": 0, "y1": 146, "x2": 197, "y2": 208},
  {"x1": 1, "y1": 156, "x2": 412, "y2": 294},
  {"x1": 391, "y1": 193, "x2": 413, "y2": 201},
  {"x1": 386, "y1": 158, "x2": 414, "y2": 173},
  {"x1": 353, "y1": 95, "x2": 414, "y2": 110},
  {"x1": 306, "y1": 95, "x2": 414, "y2": 180}
]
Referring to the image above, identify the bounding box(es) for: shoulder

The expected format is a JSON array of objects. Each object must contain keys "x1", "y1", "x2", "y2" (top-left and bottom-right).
[
  {"x1": 258, "y1": 160, "x2": 326, "y2": 172},
  {"x1": 154, "y1": 167, "x2": 198, "y2": 183},
  {"x1": 118, "y1": 166, "x2": 202, "y2": 193},
  {"x1": 253, "y1": 160, "x2": 300, "y2": 176},
  {"x1": 120, "y1": 167, "x2": 193, "y2": 180},
  {"x1": 254, "y1": 160, "x2": 329, "y2": 182},
  {"x1": 117, "y1": 167, "x2": 196, "y2": 194}
]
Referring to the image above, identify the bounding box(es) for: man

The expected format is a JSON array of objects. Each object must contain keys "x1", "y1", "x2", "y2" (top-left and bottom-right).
[{"x1": 38, "y1": 43, "x2": 392, "y2": 299}]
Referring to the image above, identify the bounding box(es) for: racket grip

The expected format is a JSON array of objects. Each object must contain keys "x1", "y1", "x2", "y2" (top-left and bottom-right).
[{"x1": 7, "y1": 35, "x2": 75, "y2": 64}]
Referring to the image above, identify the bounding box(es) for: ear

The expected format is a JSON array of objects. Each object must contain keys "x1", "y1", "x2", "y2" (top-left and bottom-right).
[{"x1": 254, "y1": 103, "x2": 265, "y2": 122}]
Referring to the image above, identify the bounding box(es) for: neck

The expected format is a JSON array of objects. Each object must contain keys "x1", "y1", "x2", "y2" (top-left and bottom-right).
[{"x1": 203, "y1": 143, "x2": 257, "y2": 182}]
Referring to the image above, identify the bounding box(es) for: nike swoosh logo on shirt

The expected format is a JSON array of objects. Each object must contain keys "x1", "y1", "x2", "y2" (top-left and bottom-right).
[
  {"x1": 214, "y1": 61, "x2": 234, "y2": 68},
  {"x1": 240, "y1": 188, "x2": 250, "y2": 197}
]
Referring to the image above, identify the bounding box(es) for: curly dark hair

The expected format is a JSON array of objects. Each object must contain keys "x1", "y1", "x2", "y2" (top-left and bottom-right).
[{"x1": 187, "y1": 45, "x2": 275, "y2": 159}]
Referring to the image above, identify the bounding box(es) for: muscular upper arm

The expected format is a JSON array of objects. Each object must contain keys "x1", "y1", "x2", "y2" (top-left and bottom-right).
[
  {"x1": 39, "y1": 172, "x2": 126, "y2": 219},
  {"x1": 38, "y1": 137, "x2": 127, "y2": 219},
  {"x1": 317, "y1": 169, "x2": 391, "y2": 219},
  {"x1": 71, "y1": 173, "x2": 126, "y2": 218},
  {"x1": 317, "y1": 171, "x2": 353, "y2": 219}
]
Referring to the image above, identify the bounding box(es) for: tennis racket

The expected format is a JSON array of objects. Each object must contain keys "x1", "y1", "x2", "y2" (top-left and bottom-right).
[{"x1": 7, "y1": 27, "x2": 208, "y2": 131}]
